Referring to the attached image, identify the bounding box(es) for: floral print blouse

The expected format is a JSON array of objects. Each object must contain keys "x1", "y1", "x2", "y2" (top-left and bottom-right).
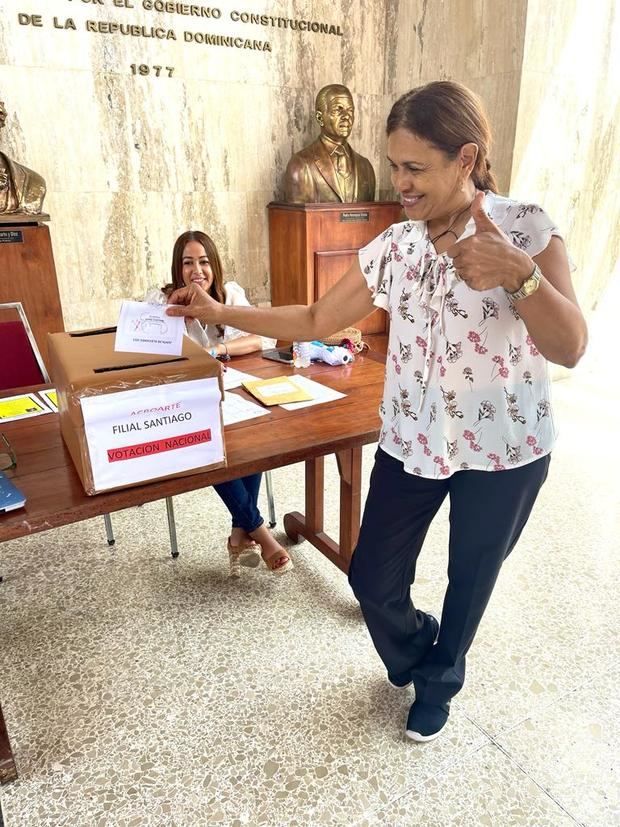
[{"x1": 359, "y1": 191, "x2": 565, "y2": 478}]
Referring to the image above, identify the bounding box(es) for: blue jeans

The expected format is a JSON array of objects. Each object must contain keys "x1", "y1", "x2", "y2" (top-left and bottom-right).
[{"x1": 213, "y1": 473, "x2": 263, "y2": 533}]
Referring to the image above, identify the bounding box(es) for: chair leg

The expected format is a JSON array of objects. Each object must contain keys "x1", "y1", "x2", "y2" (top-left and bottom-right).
[
  {"x1": 166, "y1": 497, "x2": 179, "y2": 559},
  {"x1": 265, "y1": 470, "x2": 276, "y2": 528},
  {"x1": 103, "y1": 513, "x2": 115, "y2": 546}
]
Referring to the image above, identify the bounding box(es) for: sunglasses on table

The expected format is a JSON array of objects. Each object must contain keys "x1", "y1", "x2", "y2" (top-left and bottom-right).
[{"x1": 0, "y1": 433, "x2": 17, "y2": 472}]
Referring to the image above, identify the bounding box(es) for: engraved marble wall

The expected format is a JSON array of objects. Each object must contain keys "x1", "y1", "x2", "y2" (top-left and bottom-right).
[
  {"x1": 5, "y1": 0, "x2": 597, "y2": 332},
  {"x1": 0, "y1": 0, "x2": 528, "y2": 329},
  {"x1": 0, "y1": 0, "x2": 394, "y2": 327}
]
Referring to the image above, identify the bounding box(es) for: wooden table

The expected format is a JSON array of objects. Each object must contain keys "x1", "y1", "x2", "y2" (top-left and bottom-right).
[{"x1": 0, "y1": 349, "x2": 385, "y2": 782}]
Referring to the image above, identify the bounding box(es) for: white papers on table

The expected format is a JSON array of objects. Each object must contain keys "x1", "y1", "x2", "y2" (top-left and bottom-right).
[
  {"x1": 114, "y1": 300, "x2": 185, "y2": 356},
  {"x1": 279, "y1": 375, "x2": 346, "y2": 410},
  {"x1": 221, "y1": 366, "x2": 258, "y2": 391},
  {"x1": 222, "y1": 392, "x2": 270, "y2": 425}
]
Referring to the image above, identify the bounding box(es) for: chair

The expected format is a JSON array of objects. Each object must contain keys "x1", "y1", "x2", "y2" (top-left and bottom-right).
[
  {"x1": 103, "y1": 471, "x2": 278, "y2": 558},
  {"x1": 0, "y1": 307, "x2": 50, "y2": 389},
  {"x1": 0, "y1": 303, "x2": 48, "y2": 582}
]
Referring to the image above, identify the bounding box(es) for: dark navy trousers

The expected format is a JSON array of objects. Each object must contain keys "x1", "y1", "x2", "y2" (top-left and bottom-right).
[
  {"x1": 213, "y1": 472, "x2": 264, "y2": 533},
  {"x1": 349, "y1": 448, "x2": 550, "y2": 707}
]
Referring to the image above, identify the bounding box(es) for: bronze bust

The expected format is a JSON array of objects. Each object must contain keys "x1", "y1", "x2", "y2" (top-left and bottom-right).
[
  {"x1": 283, "y1": 84, "x2": 375, "y2": 204},
  {"x1": 0, "y1": 100, "x2": 47, "y2": 217}
]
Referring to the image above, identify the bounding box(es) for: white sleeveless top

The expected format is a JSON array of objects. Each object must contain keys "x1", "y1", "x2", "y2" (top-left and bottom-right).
[{"x1": 359, "y1": 192, "x2": 566, "y2": 478}]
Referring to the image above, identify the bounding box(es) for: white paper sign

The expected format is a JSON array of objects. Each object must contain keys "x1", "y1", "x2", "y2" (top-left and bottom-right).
[
  {"x1": 81, "y1": 378, "x2": 224, "y2": 491},
  {"x1": 115, "y1": 300, "x2": 185, "y2": 356}
]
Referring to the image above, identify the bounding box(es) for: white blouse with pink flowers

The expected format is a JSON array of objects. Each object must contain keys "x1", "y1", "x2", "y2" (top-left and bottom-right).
[{"x1": 359, "y1": 191, "x2": 566, "y2": 478}]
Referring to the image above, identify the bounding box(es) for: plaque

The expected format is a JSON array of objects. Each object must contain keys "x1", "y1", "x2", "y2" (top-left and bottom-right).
[
  {"x1": 0, "y1": 229, "x2": 23, "y2": 244},
  {"x1": 340, "y1": 211, "x2": 370, "y2": 223}
]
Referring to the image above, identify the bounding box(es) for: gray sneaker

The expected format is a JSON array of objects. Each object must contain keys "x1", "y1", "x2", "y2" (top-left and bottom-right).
[{"x1": 406, "y1": 700, "x2": 450, "y2": 742}]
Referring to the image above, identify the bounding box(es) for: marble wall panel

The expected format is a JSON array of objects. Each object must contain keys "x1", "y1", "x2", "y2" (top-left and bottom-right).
[
  {"x1": 385, "y1": 0, "x2": 527, "y2": 97},
  {"x1": 42, "y1": 186, "x2": 254, "y2": 330},
  {"x1": 510, "y1": 0, "x2": 620, "y2": 313},
  {"x1": 1, "y1": 0, "x2": 396, "y2": 327},
  {"x1": 380, "y1": 1, "x2": 527, "y2": 197}
]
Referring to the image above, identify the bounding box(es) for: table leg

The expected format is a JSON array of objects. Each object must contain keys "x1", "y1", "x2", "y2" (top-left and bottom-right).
[
  {"x1": 305, "y1": 455, "x2": 324, "y2": 534},
  {"x1": 0, "y1": 702, "x2": 17, "y2": 784},
  {"x1": 283, "y1": 448, "x2": 362, "y2": 574},
  {"x1": 336, "y1": 446, "x2": 362, "y2": 561}
]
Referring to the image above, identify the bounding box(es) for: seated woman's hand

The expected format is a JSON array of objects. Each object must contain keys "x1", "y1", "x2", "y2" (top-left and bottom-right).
[{"x1": 166, "y1": 282, "x2": 222, "y2": 323}]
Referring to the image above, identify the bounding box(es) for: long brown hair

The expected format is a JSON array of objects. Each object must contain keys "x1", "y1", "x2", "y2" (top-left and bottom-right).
[
  {"x1": 164, "y1": 230, "x2": 226, "y2": 337},
  {"x1": 386, "y1": 81, "x2": 498, "y2": 193}
]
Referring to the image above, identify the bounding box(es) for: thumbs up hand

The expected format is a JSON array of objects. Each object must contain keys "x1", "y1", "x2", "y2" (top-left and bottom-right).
[
  {"x1": 447, "y1": 192, "x2": 532, "y2": 292},
  {"x1": 470, "y1": 190, "x2": 498, "y2": 234}
]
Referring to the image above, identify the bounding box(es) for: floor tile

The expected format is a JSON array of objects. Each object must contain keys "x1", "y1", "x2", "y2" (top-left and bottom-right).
[
  {"x1": 494, "y1": 667, "x2": 620, "y2": 827},
  {"x1": 363, "y1": 742, "x2": 578, "y2": 827},
  {"x1": 0, "y1": 490, "x2": 489, "y2": 826},
  {"x1": 0, "y1": 365, "x2": 616, "y2": 826}
]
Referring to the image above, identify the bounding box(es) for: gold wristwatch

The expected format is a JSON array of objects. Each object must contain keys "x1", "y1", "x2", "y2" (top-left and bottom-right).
[{"x1": 507, "y1": 263, "x2": 542, "y2": 301}]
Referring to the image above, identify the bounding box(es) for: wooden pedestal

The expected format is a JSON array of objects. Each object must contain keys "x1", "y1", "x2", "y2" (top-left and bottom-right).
[
  {"x1": 267, "y1": 201, "x2": 403, "y2": 335},
  {"x1": 0, "y1": 223, "x2": 64, "y2": 370}
]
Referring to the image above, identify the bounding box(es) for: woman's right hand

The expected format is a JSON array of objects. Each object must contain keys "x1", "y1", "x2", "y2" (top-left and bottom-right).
[{"x1": 165, "y1": 283, "x2": 222, "y2": 324}]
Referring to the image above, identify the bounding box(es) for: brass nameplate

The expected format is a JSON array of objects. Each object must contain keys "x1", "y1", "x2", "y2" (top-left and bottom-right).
[
  {"x1": 0, "y1": 230, "x2": 24, "y2": 244},
  {"x1": 340, "y1": 211, "x2": 369, "y2": 223}
]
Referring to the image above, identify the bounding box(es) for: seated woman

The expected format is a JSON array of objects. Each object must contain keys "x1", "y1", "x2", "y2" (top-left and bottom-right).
[{"x1": 163, "y1": 230, "x2": 293, "y2": 576}]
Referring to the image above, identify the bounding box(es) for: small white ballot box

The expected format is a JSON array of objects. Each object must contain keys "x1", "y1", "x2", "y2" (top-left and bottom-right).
[{"x1": 48, "y1": 329, "x2": 226, "y2": 495}]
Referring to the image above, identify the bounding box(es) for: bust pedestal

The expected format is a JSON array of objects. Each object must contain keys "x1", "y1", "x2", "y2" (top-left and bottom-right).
[
  {"x1": 267, "y1": 201, "x2": 403, "y2": 335},
  {"x1": 0, "y1": 221, "x2": 64, "y2": 369}
]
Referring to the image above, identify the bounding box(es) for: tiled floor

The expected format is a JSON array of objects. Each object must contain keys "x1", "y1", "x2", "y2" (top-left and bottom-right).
[{"x1": 0, "y1": 356, "x2": 618, "y2": 826}]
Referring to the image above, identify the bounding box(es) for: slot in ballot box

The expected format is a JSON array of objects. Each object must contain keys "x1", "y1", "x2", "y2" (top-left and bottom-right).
[{"x1": 48, "y1": 328, "x2": 226, "y2": 495}]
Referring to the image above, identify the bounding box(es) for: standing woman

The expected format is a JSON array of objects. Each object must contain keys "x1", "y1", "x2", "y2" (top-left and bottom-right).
[
  {"x1": 166, "y1": 83, "x2": 587, "y2": 740},
  {"x1": 165, "y1": 230, "x2": 293, "y2": 576}
]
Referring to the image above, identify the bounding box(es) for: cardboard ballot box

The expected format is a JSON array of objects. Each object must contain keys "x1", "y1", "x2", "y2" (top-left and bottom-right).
[{"x1": 48, "y1": 328, "x2": 226, "y2": 495}]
